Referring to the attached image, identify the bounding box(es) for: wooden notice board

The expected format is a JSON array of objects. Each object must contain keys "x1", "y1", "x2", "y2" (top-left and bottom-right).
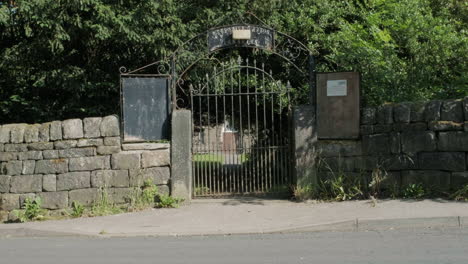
[{"x1": 317, "y1": 72, "x2": 360, "y2": 139}]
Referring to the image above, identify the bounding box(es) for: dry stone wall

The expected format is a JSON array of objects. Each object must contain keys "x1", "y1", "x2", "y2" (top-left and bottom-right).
[
  {"x1": 316, "y1": 97, "x2": 468, "y2": 190},
  {"x1": 0, "y1": 115, "x2": 170, "y2": 219}
]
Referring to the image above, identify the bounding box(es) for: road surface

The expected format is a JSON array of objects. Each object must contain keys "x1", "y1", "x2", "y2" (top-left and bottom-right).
[{"x1": 1, "y1": 228, "x2": 467, "y2": 264}]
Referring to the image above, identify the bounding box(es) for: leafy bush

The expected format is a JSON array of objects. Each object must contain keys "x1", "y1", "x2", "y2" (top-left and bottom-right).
[
  {"x1": 402, "y1": 183, "x2": 426, "y2": 199},
  {"x1": 71, "y1": 201, "x2": 85, "y2": 218},
  {"x1": 0, "y1": 0, "x2": 466, "y2": 123},
  {"x1": 14, "y1": 197, "x2": 45, "y2": 222},
  {"x1": 155, "y1": 195, "x2": 183, "y2": 209},
  {"x1": 91, "y1": 188, "x2": 122, "y2": 217},
  {"x1": 450, "y1": 184, "x2": 468, "y2": 201}
]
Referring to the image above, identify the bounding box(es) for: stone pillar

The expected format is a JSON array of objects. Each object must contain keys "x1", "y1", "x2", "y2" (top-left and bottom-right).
[
  {"x1": 293, "y1": 105, "x2": 318, "y2": 187},
  {"x1": 171, "y1": 110, "x2": 192, "y2": 202}
]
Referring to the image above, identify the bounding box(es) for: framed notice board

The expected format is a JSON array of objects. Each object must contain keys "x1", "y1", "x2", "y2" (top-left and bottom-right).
[
  {"x1": 317, "y1": 72, "x2": 360, "y2": 139},
  {"x1": 121, "y1": 77, "x2": 170, "y2": 142}
]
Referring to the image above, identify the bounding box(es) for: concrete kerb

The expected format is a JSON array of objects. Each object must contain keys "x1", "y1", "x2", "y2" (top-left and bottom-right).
[
  {"x1": 268, "y1": 217, "x2": 465, "y2": 235},
  {"x1": 0, "y1": 216, "x2": 466, "y2": 239}
]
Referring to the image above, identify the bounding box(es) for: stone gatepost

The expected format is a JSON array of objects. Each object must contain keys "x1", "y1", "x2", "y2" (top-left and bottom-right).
[
  {"x1": 170, "y1": 110, "x2": 192, "y2": 202},
  {"x1": 293, "y1": 105, "x2": 318, "y2": 187}
]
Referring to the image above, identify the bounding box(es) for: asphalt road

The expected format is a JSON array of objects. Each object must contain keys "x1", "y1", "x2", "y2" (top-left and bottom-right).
[{"x1": 1, "y1": 228, "x2": 467, "y2": 264}]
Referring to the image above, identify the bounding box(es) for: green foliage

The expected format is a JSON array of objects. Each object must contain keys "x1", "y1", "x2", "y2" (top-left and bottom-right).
[
  {"x1": 155, "y1": 195, "x2": 183, "y2": 208},
  {"x1": 450, "y1": 184, "x2": 468, "y2": 201},
  {"x1": 293, "y1": 184, "x2": 316, "y2": 201},
  {"x1": 71, "y1": 201, "x2": 85, "y2": 218},
  {"x1": 140, "y1": 179, "x2": 159, "y2": 205},
  {"x1": 14, "y1": 197, "x2": 45, "y2": 222},
  {"x1": 402, "y1": 183, "x2": 426, "y2": 199},
  {"x1": 0, "y1": 0, "x2": 466, "y2": 123},
  {"x1": 91, "y1": 187, "x2": 123, "y2": 216}
]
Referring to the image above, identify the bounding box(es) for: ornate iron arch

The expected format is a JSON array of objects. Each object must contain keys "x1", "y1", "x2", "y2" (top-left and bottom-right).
[{"x1": 120, "y1": 22, "x2": 316, "y2": 110}]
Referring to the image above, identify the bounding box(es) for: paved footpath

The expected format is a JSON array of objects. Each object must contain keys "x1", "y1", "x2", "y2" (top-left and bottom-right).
[{"x1": 0, "y1": 198, "x2": 468, "y2": 237}]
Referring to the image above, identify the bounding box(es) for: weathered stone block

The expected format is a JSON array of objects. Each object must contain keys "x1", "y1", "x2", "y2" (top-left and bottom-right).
[
  {"x1": 451, "y1": 172, "x2": 468, "y2": 189},
  {"x1": 77, "y1": 138, "x2": 104, "y2": 147},
  {"x1": 393, "y1": 123, "x2": 427, "y2": 132},
  {"x1": 91, "y1": 170, "x2": 129, "y2": 188},
  {"x1": 0, "y1": 152, "x2": 17, "y2": 161},
  {"x1": 28, "y1": 142, "x2": 54, "y2": 150},
  {"x1": 362, "y1": 134, "x2": 390, "y2": 155},
  {"x1": 62, "y1": 119, "x2": 83, "y2": 139},
  {"x1": 100, "y1": 115, "x2": 120, "y2": 137},
  {"x1": 157, "y1": 185, "x2": 170, "y2": 196},
  {"x1": 438, "y1": 132, "x2": 468, "y2": 151},
  {"x1": 38, "y1": 123, "x2": 50, "y2": 142},
  {"x1": 54, "y1": 140, "x2": 78, "y2": 149},
  {"x1": 42, "y1": 174, "x2": 56, "y2": 192},
  {"x1": 0, "y1": 211, "x2": 8, "y2": 222},
  {"x1": 393, "y1": 103, "x2": 411, "y2": 123},
  {"x1": 69, "y1": 156, "x2": 110, "y2": 171},
  {"x1": 0, "y1": 125, "x2": 12, "y2": 143},
  {"x1": 104, "y1": 137, "x2": 121, "y2": 146},
  {"x1": 56, "y1": 171, "x2": 91, "y2": 191},
  {"x1": 374, "y1": 124, "x2": 393, "y2": 133},
  {"x1": 142, "y1": 149, "x2": 170, "y2": 168},
  {"x1": 401, "y1": 170, "x2": 450, "y2": 190},
  {"x1": 316, "y1": 140, "x2": 362, "y2": 157},
  {"x1": 18, "y1": 151, "x2": 42, "y2": 160},
  {"x1": 108, "y1": 188, "x2": 134, "y2": 204},
  {"x1": 419, "y1": 152, "x2": 466, "y2": 172},
  {"x1": 69, "y1": 188, "x2": 100, "y2": 206},
  {"x1": 377, "y1": 171, "x2": 401, "y2": 190},
  {"x1": 410, "y1": 102, "x2": 426, "y2": 122},
  {"x1": 377, "y1": 104, "x2": 393, "y2": 124},
  {"x1": 129, "y1": 167, "x2": 170, "y2": 186},
  {"x1": 0, "y1": 194, "x2": 20, "y2": 210},
  {"x1": 401, "y1": 131, "x2": 436, "y2": 154},
  {"x1": 10, "y1": 124, "x2": 27, "y2": 143},
  {"x1": 380, "y1": 155, "x2": 417, "y2": 171},
  {"x1": 354, "y1": 156, "x2": 379, "y2": 171},
  {"x1": 58, "y1": 148, "x2": 96, "y2": 158},
  {"x1": 10, "y1": 175, "x2": 42, "y2": 193},
  {"x1": 319, "y1": 157, "x2": 355, "y2": 172},
  {"x1": 22, "y1": 160, "x2": 35, "y2": 175},
  {"x1": 35, "y1": 159, "x2": 68, "y2": 174},
  {"x1": 361, "y1": 107, "x2": 376, "y2": 125},
  {"x1": 83, "y1": 117, "x2": 102, "y2": 138},
  {"x1": 5, "y1": 144, "x2": 28, "y2": 152},
  {"x1": 50, "y1": 121, "x2": 62, "y2": 141},
  {"x1": 441, "y1": 99, "x2": 463, "y2": 122},
  {"x1": 112, "y1": 153, "x2": 140, "y2": 169},
  {"x1": 97, "y1": 146, "x2": 120, "y2": 155},
  {"x1": 424, "y1": 100, "x2": 442, "y2": 121},
  {"x1": 390, "y1": 133, "x2": 401, "y2": 154},
  {"x1": 24, "y1": 124, "x2": 40, "y2": 143},
  {"x1": 360, "y1": 125, "x2": 374, "y2": 135},
  {"x1": 42, "y1": 150, "x2": 58, "y2": 159},
  {"x1": 37, "y1": 192, "x2": 68, "y2": 209},
  {"x1": 1, "y1": 160, "x2": 22, "y2": 176},
  {"x1": 0, "y1": 144, "x2": 3, "y2": 152},
  {"x1": 428, "y1": 121, "x2": 463, "y2": 131},
  {"x1": 0, "y1": 176, "x2": 10, "y2": 193}
]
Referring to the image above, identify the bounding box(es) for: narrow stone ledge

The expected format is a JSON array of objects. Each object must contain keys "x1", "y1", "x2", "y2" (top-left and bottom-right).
[
  {"x1": 428, "y1": 121, "x2": 464, "y2": 131},
  {"x1": 122, "y1": 143, "x2": 170, "y2": 151}
]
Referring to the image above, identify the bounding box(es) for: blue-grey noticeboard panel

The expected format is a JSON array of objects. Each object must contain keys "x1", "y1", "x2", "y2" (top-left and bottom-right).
[{"x1": 122, "y1": 77, "x2": 170, "y2": 142}]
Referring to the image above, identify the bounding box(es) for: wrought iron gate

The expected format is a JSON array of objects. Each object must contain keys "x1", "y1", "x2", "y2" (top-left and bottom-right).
[{"x1": 191, "y1": 57, "x2": 293, "y2": 197}]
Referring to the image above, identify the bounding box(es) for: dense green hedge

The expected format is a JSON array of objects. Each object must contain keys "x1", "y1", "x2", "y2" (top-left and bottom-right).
[{"x1": 0, "y1": 0, "x2": 466, "y2": 123}]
